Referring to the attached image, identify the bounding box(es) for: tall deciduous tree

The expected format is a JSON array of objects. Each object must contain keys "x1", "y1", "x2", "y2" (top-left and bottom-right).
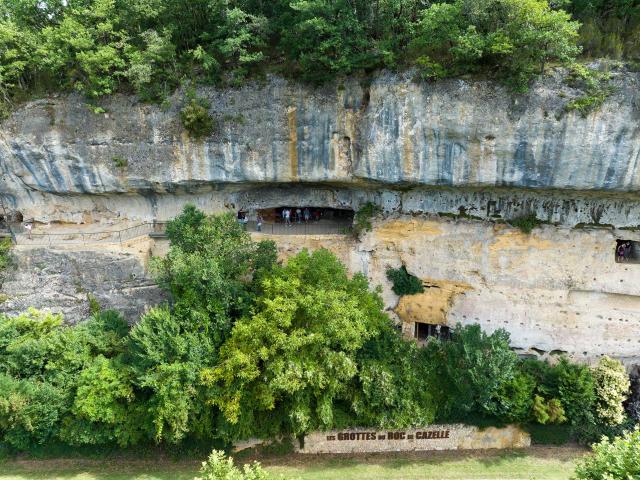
[{"x1": 202, "y1": 249, "x2": 390, "y2": 439}]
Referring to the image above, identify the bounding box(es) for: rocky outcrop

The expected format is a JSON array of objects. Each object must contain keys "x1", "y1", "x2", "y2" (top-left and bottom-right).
[
  {"x1": 1, "y1": 69, "x2": 639, "y2": 225},
  {"x1": 265, "y1": 215, "x2": 640, "y2": 365},
  {"x1": 2, "y1": 70, "x2": 640, "y2": 363},
  {"x1": 0, "y1": 247, "x2": 164, "y2": 323}
]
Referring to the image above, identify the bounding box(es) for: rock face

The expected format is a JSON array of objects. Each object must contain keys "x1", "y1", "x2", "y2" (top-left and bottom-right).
[
  {"x1": 2, "y1": 70, "x2": 640, "y2": 363},
  {"x1": 251, "y1": 216, "x2": 640, "y2": 365},
  {"x1": 0, "y1": 247, "x2": 164, "y2": 323},
  {"x1": 1, "y1": 69, "x2": 639, "y2": 225}
]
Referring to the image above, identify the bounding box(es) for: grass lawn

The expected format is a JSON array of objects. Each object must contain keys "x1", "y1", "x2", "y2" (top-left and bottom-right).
[{"x1": 0, "y1": 446, "x2": 586, "y2": 480}]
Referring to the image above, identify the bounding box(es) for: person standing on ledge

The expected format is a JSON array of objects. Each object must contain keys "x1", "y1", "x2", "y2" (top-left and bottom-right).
[
  {"x1": 256, "y1": 213, "x2": 263, "y2": 232},
  {"x1": 24, "y1": 221, "x2": 32, "y2": 239}
]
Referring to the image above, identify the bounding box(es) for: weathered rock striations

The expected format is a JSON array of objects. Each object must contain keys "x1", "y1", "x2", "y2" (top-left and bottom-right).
[
  {"x1": 1, "y1": 69, "x2": 639, "y2": 225},
  {"x1": 1, "y1": 246, "x2": 164, "y2": 324}
]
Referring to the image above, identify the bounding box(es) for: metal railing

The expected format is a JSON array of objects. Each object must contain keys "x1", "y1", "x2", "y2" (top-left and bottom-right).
[
  {"x1": 245, "y1": 221, "x2": 353, "y2": 235},
  {"x1": 12, "y1": 219, "x2": 352, "y2": 246},
  {"x1": 14, "y1": 222, "x2": 156, "y2": 246}
]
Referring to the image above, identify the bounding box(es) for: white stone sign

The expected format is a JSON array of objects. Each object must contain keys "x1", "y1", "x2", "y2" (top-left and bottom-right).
[{"x1": 298, "y1": 424, "x2": 530, "y2": 454}]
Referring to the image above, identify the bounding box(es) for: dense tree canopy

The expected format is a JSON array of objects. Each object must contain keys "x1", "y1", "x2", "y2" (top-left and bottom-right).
[{"x1": 1, "y1": 0, "x2": 636, "y2": 108}]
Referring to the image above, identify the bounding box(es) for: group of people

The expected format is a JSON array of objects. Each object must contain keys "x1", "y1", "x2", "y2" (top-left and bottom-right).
[
  {"x1": 236, "y1": 207, "x2": 325, "y2": 232},
  {"x1": 280, "y1": 207, "x2": 319, "y2": 226}
]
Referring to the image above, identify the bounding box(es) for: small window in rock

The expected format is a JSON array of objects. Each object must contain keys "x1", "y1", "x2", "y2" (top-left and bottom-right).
[
  {"x1": 415, "y1": 322, "x2": 450, "y2": 342},
  {"x1": 615, "y1": 240, "x2": 640, "y2": 264}
]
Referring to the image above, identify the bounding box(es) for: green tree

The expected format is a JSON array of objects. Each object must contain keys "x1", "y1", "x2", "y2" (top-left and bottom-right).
[
  {"x1": 411, "y1": 0, "x2": 581, "y2": 90},
  {"x1": 38, "y1": 0, "x2": 131, "y2": 97},
  {"x1": 280, "y1": 0, "x2": 376, "y2": 82},
  {"x1": 202, "y1": 249, "x2": 389, "y2": 439},
  {"x1": 427, "y1": 324, "x2": 520, "y2": 420},
  {"x1": 126, "y1": 306, "x2": 217, "y2": 443},
  {"x1": 152, "y1": 206, "x2": 277, "y2": 342},
  {"x1": 353, "y1": 322, "x2": 436, "y2": 428}
]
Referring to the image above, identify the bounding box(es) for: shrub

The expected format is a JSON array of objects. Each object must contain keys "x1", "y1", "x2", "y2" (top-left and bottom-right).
[
  {"x1": 427, "y1": 324, "x2": 519, "y2": 421},
  {"x1": 386, "y1": 266, "x2": 424, "y2": 296},
  {"x1": 556, "y1": 357, "x2": 596, "y2": 424},
  {"x1": 574, "y1": 428, "x2": 640, "y2": 480},
  {"x1": 526, "y1": 424, "x2": 572, "y2": 445},
  {"x1": 563, "y1": 64, "x2": 614, "y2": 117},
  {"x1": 592, "y1": 356, "x2": 629, "y2": 426},
  {"x1": 0, "y1": 238, "x2": 12, "y2": 272},
  {"x1": 112, "y1": 157, "x2": 128, "y2": 169},
  {"x1": 531, "y1": 395, "x2": 566, "y2": 425},
  {"x1": 624, "y1": 366, "x2": 640, "y2": 422},
  {"x1": 196, "y1": 450, "x2": 272, "y2": 480},
  {"x1": 570, "y1": 410, "x2": 635, "y2": 446},
  {"x1": 509, "y1": 213, "x2": 543, "y2": 234},
  {"x1": 353, "y1": 202, "x2": 381, "y2": 238},
  {"x1": 180, "y1": 98, "x2": 216, "y2": 139},
  {"x1": 355, "y1": 322, "x2": 437, "y2": 429},
  {"x1": 495, "y1": 371, "x2": 536, "y2": 423},
  {"x1": 0, "y1": 374, "x2": 67, "y2": 450}
]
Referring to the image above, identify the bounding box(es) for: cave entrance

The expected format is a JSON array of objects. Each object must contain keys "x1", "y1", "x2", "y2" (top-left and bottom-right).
[
  {"x1": 250, "y1": 207, "x2": 354, "y2": 235},
  {"x1": 414, "y1": 322, "x2": 451, "y2": 342},
  {"x1": 616, "y1": 240, "x2": 640, "y2": 264}
]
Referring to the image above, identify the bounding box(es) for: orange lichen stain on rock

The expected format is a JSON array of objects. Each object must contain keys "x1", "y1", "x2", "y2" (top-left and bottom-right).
[
  {"x1": 489, "y1": 229, "x2": 555, "y2": 252},
  {"x1": 287, "y1": 106, "x2": 298, "y2": 180},
  {"x1": 402, "y1": 125, "x2": 414, "y2": 179},
  {"x1": 395, "y1": 279, "x2": 472, "y2": 326},
  {"x1": 374, "y1": 219, "x2": 443, "y2": 243}
]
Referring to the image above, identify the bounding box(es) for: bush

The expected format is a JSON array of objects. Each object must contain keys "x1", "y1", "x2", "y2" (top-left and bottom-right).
[
  {"x1": 353, "y1": 202, "x2": 381, "y2": 238},
  {"x1": 563, "y1": 64, "x2": 613, "y2": 117},
  {"x1": 593, "y1": 356, "x2": 629, "y2": 426},
  {"x1": 428, "y1": 324, "x2": 519, "y2": 421},
  {"x1": 525, "y1": 424, "x2": 572, "y2": 445},
  {"x1": 570, "y1": 410, "x2": 635, "y2": 446},
  {"x1": 112, "y1": 157, "x2": 128, "y2": 169},
  {"x1": 574, "y1": 428, "x2": 640, "y2": 480},
  {"x1": 531, "y1": 395, "x2": 566, "y2": 425},
  {"x1": 196, "y1": 450, "x2": 272, "y2": 480},
  {"x1": 180, "y1": 98, "x2": 216, "y2": 139},
  {"x1": 624, "y1": 366, "x2": 640, "y2": 422},
  {"x1": 509, "y1": 213, "x2": 543, "y2": 234},
  {"x1": 0, "y1": 238, "x2": 12, "y2": 272},
  {"x1": 386, "y1": 266, "x2": 424, "y2": 296}
]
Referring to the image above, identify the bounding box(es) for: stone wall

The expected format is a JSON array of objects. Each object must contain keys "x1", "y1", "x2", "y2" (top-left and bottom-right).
[{"x1": 298, "y1": 425, "x2": 530, "y2": 454}]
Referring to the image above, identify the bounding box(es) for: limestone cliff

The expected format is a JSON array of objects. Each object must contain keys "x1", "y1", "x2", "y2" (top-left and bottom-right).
[
  {"x1": 1, "y1": 69, "x2": 639, "y2": 226},
  {"x1": 2, "y1": 70, "x2": 640, "y2": 364}
]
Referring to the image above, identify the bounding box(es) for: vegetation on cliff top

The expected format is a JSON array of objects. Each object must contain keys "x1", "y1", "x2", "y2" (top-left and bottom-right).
[{"x1": 0, "y1": 0, "x2": 638, "y2": 112}]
